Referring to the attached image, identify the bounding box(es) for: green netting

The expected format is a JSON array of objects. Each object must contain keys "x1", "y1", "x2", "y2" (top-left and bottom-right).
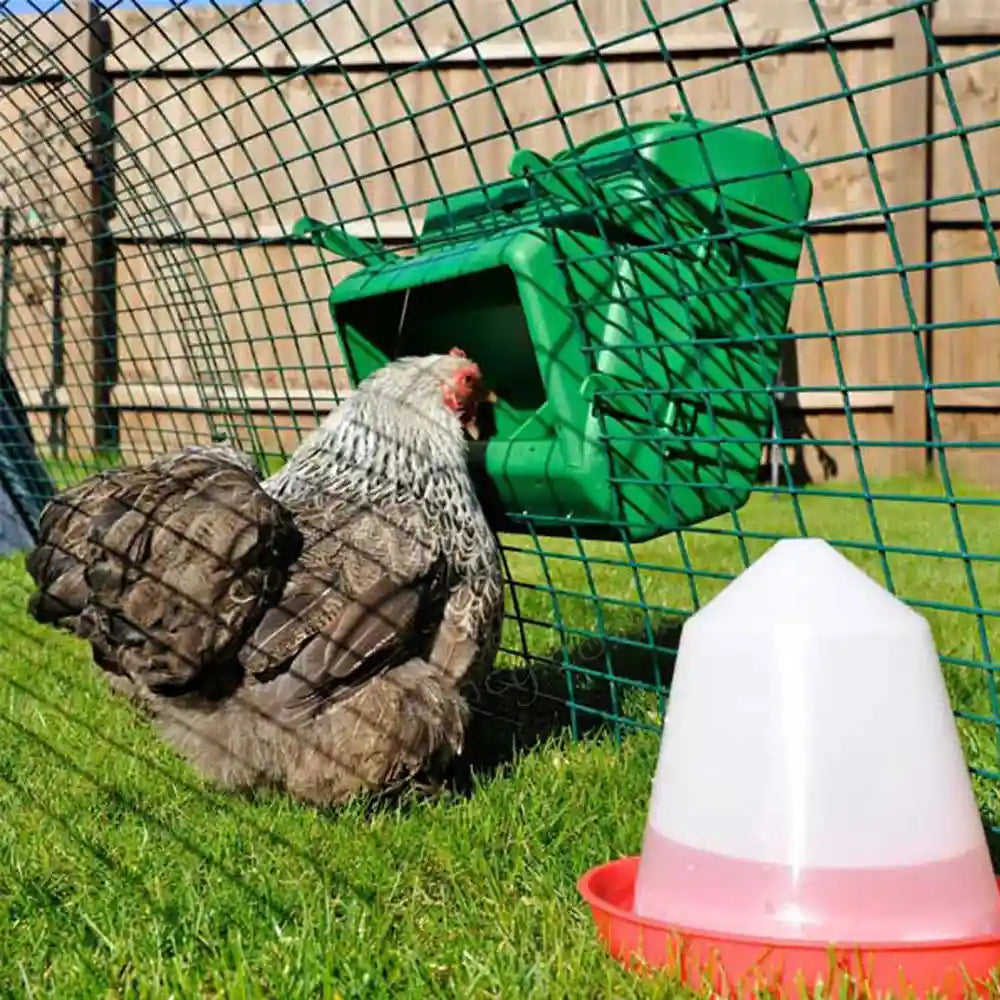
[
  {"x1": 0, "y1": 0, "x2": 998, "y2": 990},
  {"x1": 2, "y1": 0, "x2": 999, "y2": 784}
]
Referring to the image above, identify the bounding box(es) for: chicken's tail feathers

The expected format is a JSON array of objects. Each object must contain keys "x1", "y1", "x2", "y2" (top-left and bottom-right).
[{"x1": 25, "y1": 447, "x2": 302, "y2": 702}]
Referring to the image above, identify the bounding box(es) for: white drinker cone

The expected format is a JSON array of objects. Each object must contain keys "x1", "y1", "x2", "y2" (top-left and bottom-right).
[{"x1": 633, "y1": 537, "x2": 1000, "y2": 943}]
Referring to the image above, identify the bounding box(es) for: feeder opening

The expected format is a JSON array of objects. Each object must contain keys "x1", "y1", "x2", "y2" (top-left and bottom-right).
[{"x1": 334, "y1": 267, "x2": 548, "y2": 432}]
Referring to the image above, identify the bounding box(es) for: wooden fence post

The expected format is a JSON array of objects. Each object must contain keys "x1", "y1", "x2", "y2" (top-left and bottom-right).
[{"x1": 889, "y1": 1, "x2": 933, "y2": 477}]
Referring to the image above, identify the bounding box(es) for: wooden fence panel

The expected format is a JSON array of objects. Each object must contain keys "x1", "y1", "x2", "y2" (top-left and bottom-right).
[{"x1": 931, "y1": 44, "x2": 1000, "y2": 224}]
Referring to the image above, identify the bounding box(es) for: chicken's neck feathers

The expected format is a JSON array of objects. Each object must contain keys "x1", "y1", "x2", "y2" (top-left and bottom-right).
[{"x1": 262, "y1": 393, "x2": 497, "y2": 576}]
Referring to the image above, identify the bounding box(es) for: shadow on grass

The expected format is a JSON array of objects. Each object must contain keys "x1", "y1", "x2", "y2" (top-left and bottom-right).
[
  {"x1": 446, "y1": 619, "x2": 684, "y2": 796},
  {"x1": 984, "y1": 828, "x2": 1000, "y2": 873}
]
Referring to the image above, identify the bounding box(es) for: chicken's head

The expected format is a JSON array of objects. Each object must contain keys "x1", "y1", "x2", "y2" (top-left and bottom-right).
[
  {"x1": 341, "y1": 349, "x2": 498, "y2": 451},
  {"x1": 439, "y1": 347, "x2": 496, "y2": 441}
]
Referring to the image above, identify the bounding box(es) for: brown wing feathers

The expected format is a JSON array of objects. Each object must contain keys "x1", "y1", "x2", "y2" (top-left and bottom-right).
[{"x1": 254, "y1": 549, "x2": 451, "y2": 725}]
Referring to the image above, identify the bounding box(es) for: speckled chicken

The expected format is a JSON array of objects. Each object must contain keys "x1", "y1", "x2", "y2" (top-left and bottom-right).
[{"x1": 25, "y1": 351, "x2": 505, "y2": 806}]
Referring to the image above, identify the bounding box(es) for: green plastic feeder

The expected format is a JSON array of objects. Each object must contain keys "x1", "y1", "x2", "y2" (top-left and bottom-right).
[{"x1": 295, "y1": 115, "x2": 812, "y2": 541}]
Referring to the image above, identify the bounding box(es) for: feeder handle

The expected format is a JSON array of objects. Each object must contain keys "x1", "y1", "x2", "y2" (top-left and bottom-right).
[
  {"x1": 508, "y1": 148, "x2": 659, "y2": 247},
  {"x1": 292, "y1": 216, "x2": 399, "y2": 266},
  {"x1": 508, "y1": 149, "x2": 607, "y2": 216}
]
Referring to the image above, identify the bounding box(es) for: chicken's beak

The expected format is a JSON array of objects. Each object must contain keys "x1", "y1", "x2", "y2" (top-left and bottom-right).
[{"x1": 463, "y1": 390, "x2": 496, "y2": 442}]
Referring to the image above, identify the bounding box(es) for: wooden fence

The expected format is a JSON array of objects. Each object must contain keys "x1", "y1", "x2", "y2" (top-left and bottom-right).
[{"x1": 0, "y1": 0, "x2": 998, "y2": 486}]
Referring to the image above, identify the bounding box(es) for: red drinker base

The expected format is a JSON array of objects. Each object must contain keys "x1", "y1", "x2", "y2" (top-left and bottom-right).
[{"x1": 578, "y1": 855, "x2": 1000, "y2": 999}]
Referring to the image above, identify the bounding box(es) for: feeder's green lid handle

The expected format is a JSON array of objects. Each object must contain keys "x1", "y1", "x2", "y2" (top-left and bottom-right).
[
  {"x1": 578, "y1": 372, "x2": 615, "y2": 402},
  {"x1": 510, "y1": 147, "x2": 663, "y2": 247},
  {"x1": 292, "y1": 216, "x2": 400, "y2": 266},
  {"x1": 508, "y1": 149, "x2": 605, "y2": 214}
]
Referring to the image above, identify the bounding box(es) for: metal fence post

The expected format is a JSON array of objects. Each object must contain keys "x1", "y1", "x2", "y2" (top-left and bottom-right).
[{"x1": 88, "y1": 0, "x2": 117, "y2": 457}]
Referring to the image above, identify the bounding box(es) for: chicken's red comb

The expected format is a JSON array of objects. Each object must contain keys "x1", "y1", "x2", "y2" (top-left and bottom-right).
[{"x1": 449, "y1": 347, "x2": 467, "y2": 358}]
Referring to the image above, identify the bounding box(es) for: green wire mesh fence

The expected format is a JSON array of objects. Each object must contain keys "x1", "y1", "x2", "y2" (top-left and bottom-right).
[{"x1": 0, "y1": 1, "x2": 997, "y2": 824}]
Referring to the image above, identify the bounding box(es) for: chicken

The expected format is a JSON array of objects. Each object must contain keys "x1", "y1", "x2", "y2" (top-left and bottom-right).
[{"x1": 25, "y1": 351, "x2": 505, "y2": 806}]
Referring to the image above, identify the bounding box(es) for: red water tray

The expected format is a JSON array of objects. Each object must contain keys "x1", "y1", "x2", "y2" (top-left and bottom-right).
[{"x1": 578, "y1": 856, "x2": 1000, "y2": 999}]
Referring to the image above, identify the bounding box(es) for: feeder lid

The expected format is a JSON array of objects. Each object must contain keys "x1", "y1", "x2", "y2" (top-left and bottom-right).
[{"x1": 557, "y1": 115, "x2": 811, "y2": 224}]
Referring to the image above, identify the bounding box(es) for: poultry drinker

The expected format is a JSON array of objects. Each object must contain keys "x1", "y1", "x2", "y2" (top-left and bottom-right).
[{"x1": 579, "y1": 538, "x2": 1000, "y2": 998}]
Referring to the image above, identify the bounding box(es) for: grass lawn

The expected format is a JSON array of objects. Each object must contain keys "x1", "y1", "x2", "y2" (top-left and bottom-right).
[{"x1": 0, "y1": 471, "x2": 998, "y2": 997}]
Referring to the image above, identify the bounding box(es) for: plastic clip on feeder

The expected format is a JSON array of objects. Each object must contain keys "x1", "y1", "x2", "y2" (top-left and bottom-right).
[
  {"x1": 578, "y1": 538, "x2": 1000, "y2": 998},
  {"x1": 295, "y1": 116, "x2": 812, "y2": 541}
]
